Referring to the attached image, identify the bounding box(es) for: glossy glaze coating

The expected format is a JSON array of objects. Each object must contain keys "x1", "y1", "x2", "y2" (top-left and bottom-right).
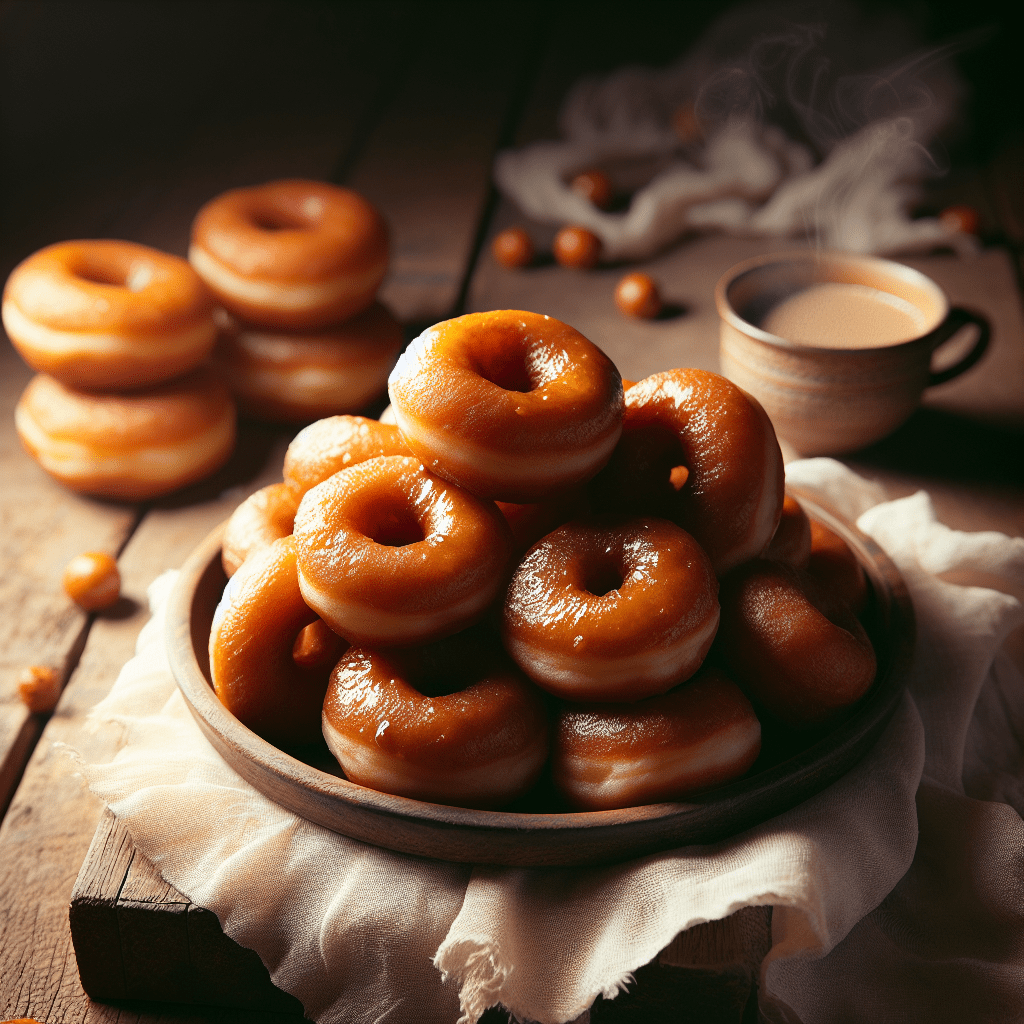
[
  {"x1": 496, "y1": 486, "x2": 589, "y2": 557},
  {"x1": 221, "y1": 482, "x2": 300, "y2": 577},
  {"x1": 283, "y1": 414, "x2": 411, "y2": 499},
  {"x1": 2, "y1": 239, "x2": 218, "y2": 390},
  {"x1": 15, "y1": 367, "x2": 236, "y2": 499},
  {"x1": 209, "y1": 535, "x2": 347, "y2": 746},
  {"x1": 502, "y1": 515, "x2": 719, "y2": 702},
  {"x1": 717, "y1": 559, "x2": 876, "y2": 727},
  {"x1": 808, "y1": 519, "x2": 869, "y2": 615},
  {"x1": 592, "y1": 368, "x2": 784, "y2": 574},
  {"x1": 294, "y1": 455, "x2": 514, "y2": 646},
  {"x1": 323, "y1": 630, "x2": 549, "y2": 808},
  {"x1": 62, "y1": 551, "x2": 121, "y2": 610},
  {"x1": 213, "y1": 301, "x2": 402, "y2": 422},
  {"x1": 553, "y1": 668, "x2": 761, "y2": 810},
  {"x1": 189, "y1": 179, "x2": 388, "y2": 329},
  {"x1": 387, "y1": 310, "x2": 623, "y2": 502},
  {"x1": 765, "y1": 494, "x2": 812, "y2": 567}
]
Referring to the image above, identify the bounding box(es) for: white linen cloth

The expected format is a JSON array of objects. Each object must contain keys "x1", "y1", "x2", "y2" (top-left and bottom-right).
[
  {"x1": 71, "y1": 459, "x2": 1024, "y2": 1024},
  {"x1": 494, "y1": 3, "x2": 978, "y2": 261}
]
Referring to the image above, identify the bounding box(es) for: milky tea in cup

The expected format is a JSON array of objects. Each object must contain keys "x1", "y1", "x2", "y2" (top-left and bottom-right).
[{"x1": 716, "y1": 251, "x2": 989, "y2": 455}]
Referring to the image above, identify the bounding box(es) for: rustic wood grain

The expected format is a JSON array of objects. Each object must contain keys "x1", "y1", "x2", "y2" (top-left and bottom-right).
[{"x1": 351, "y1": 3, "x2": 548, "y2": 325}]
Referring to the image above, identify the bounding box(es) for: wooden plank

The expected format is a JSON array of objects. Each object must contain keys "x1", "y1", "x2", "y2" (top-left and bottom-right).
[
  {"x1": 350, "y1": 2, "x2": 549, "y2": 325},
  {"x1": 0, "y1": 433, "x2": 291, "y2": 1023}
]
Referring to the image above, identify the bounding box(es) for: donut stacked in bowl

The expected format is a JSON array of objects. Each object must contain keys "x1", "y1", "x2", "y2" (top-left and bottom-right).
[
  {"x1": 211, "y1": 308, "x2": 877, "y2": 812},
  {"x1": 189, "y1": 179, "x2": 401, "y2": 424},
  {"x1": 4, "y1": 239, "x2": 236, "y2": 499}
]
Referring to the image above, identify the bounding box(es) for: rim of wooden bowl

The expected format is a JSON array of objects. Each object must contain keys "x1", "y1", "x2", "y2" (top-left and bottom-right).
[{"x1": 167, "y1": 493, "x2": 914, "y2": 867}]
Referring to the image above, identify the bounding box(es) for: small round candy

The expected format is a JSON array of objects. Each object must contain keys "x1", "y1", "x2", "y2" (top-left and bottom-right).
[
  {"x1": 570, "y1": 170, "x2": 613, "y2": 210},
  {"x1": 939, "y1": 205, "x2": 980, "y2": 236},
  {"x1": 62, "y1": 551, "x2": 121, "y2": 610},
  {"x1": 491, "y1": 227, "x2": 534, "y2": 269},
  {"x1": 553, "y1": 226, "x2": 601, "y2": 269},
  {"x1": 614, "y1": 272, "x2": 662, "y2": 319},
  {"x1": 18, "y1": 665, "x2": 62, "y2": 713}
]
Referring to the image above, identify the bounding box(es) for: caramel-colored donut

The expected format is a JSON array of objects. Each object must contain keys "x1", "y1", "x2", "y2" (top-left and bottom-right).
[
  {"x1": 502, "y1": 516, "x2": 719, "y2": 702},
  {"x1": 807, "y1": 519, "x2": 869, "y2": 615},
  {"x1": 765, "y1": 494, "x2": 812, "y2": 567},
  {"x1": 387, "y1": 310, "x2": 623, "y2": 502},
  {"x1": 553, "y1": 668, "x2": 761, "y2": 810},
  {"x1": 2, "y1": 240, "x2": 217, "y2": 390},
  {"x1": 323, "y1": 630, "x2": 548, "y2": 808},
  {"x1": 282, "y1": 414, "x2": 410, "y2": 499},
  {"x1": 15, "y1": 368, "x2": 236, "y2": 499},
  {"x1": 717, "y1": 559, "x2": 876, "y2": 727},
  {"x1": 213, "y1": 302, "x2": 403, "y2": 423},
  {"x1": 221, "y1": 482, "x2": 300, "y2": 578},
  {"x1": 593, "y1": 368, "x2": 784, "y2": 574},
  {"x1": 210, "y1": 536, "x2": 346, "y2": 745},
  {"x1": 189, "y1": 179, "x2": 388, "y2": 329},
  {"x1": 293, "y1": 455, "x2": 514, "y2": 646},
  {"x1": 495, "y1": 486, "x2": 588, "y2": 556}
]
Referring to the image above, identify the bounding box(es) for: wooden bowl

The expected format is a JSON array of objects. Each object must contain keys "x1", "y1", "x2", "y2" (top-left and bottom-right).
[{"x1": 167, "y1": 496, "x2": 914, "y2": 866}]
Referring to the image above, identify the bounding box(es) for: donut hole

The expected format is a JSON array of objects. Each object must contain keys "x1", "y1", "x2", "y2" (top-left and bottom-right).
[
  {"x1": 364, "y1": 502, "x2": 426, "y2": 547},
  {"x1": 471, "y1": 347, "x2": 535, "y2": 393},
  {"x1": 72, "y1": 254, "x2": 130, "y2": 288},
  {"x1": 584, "y1": 555, "x2": 626, "y2": 597},
  {"x1": 250, "y1": 201, "x2": 313, "y2": 233}
]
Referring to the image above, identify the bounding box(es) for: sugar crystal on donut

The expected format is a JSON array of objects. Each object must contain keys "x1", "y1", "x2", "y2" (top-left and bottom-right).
[{"x1": 387, "y1": 310, "x2": 623, "y2": 503}]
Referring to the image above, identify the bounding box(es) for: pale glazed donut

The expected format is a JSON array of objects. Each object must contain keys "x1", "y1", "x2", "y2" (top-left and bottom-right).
[
  {"x1": 592, "y1": 368, "x2": 784, "y2": 574},
  {"x1": 717, "y1": 559, "x2": 876, "y2": 727},
  {"x1": 2, "y1": 240, "x2": 218, "y2": 390},
  {"x1": 213, "y1": 302, "x2": 403, "y2": 423},
  {"x1": 387, "y1": 310, "x2": 623, "y2": 503},
  {"x1": 15, "y1": 368, "x2": 236, "y2": 499},
  {"x1": 293, "y1": 455, "x2": 514, "y2": 646},
  {"x1": 552, "y1": 668, "x2": 761, "y2": 810},
  {"x1": 282, "y1": 414, "x2": 410, "y2": 499},
  {"x1": 210, "y1": 535, "x2": 346, "y2": 745},
  {"x1": 322, "y1": 629, "x2": 549, "y2": 808},
  {"x1": 189, "y1": 179, "x2": 388, "y2": 329},
  {"x1": 502, "y1": 516, "x2": 720, "y2": 702},
  {"x1": 765, "y1": 494, "x2": 812, "y2": 567},
  {"x1": 221, "y1": 482, "x2": 300, "y2": 577}
]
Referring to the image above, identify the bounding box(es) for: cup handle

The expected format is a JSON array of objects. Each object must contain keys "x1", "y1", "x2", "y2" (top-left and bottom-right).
[{"x1": 928, "y1": 307, "x2": 990, "y2": 386}]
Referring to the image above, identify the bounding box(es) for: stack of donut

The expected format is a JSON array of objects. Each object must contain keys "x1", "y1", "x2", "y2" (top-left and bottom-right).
[
  {"x1": 189, "y1": 179, "x2": 401, "y2": 423},
  {"x1": 4, "y1": 240, "x2": 236, "y2": 499},
  {"x1": 210, "y1": 308, "x2": 877, "y2": 812}
]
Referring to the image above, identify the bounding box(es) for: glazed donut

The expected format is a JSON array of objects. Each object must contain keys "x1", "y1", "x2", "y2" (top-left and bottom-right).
[
  {"x1": 765, "y1": 494, "x2": 812, "y2": 567},
  {"x1": 502, "y1": 516, "x2": 720, "y2": 702},
  {"x1": 222, "y1": 482, "x2": 300, "y2": 577},
  {"x1": 2, "y1": 240, "x2": 217, "y2": 390},
  {"x1": 717, "y1": 559, "x2": 876, "y2": 727},
  {"x1": 282, "y1": 414, "x2": 410, "y2": 499},
  {"x1": 293, "y1": 455, "x2": 514, "y2": 646},
  {"x1": 213, "y1": 302, "x2": 403, "y2": 423},
  {"x1": 807, "y1": 519, "x2": 869, "y2": 615},
  {"x1": 322, "y1": 629, "x2": 549, "y2": 808},
  {"x1": 15, "y1": 368, "x2": 236, "y2": 499},
  {"x1": 592, "y1": 368, "x2": 785, "y2": 574},
  {"x1": 387, "y1": 310, "x2": 623, "y2": 502},
  {"x1": 552, "y1": 668, "x2": 761, "y2": 810},
  {"x1": 210, "y1": 536, "x2": 346, "y2": 745},
  {"x1": 189, "y1": 179, "x2": 388, "y2": 330}
]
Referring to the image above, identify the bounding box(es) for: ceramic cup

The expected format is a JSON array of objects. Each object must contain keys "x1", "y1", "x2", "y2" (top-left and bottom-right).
[{"x1": 716, "y1": 251, "x2": 990, "y2": 455}]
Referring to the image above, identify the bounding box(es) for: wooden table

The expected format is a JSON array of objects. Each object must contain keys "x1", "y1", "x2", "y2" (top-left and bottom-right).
[{"x1": 1, "y1": 3, "x2": 1021, "y2": 1022}]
